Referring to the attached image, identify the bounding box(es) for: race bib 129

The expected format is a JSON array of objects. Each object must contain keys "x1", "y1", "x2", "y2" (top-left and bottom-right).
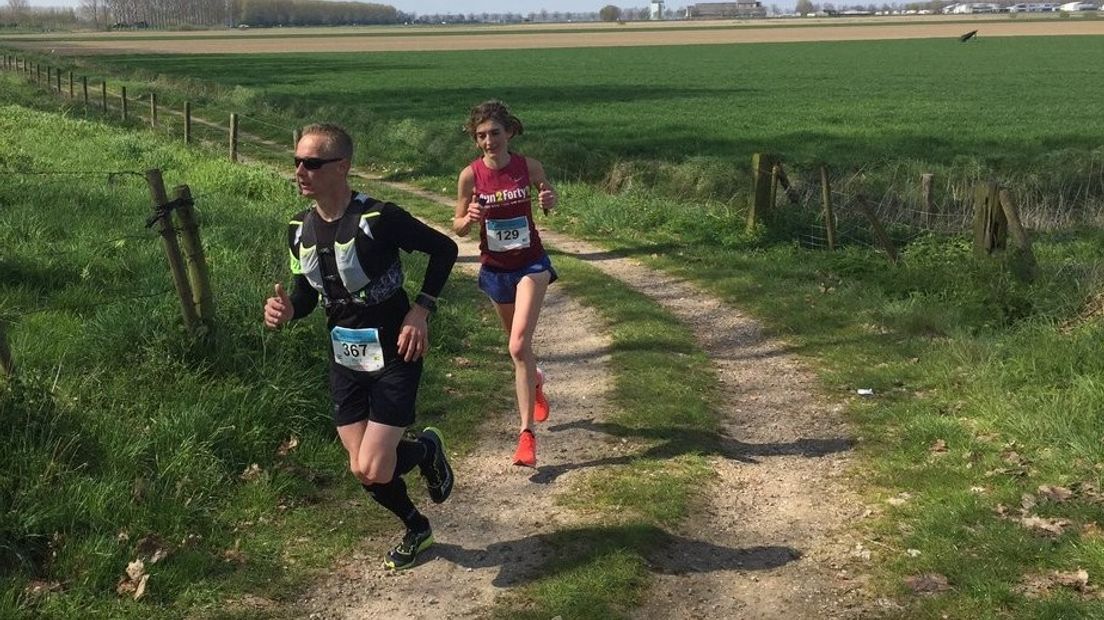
[{"x1": 486, "y1": 216, "x2": 531, "y2": 252}]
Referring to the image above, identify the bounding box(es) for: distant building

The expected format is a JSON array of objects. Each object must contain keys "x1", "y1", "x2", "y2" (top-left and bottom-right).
[
  {"x1": 650, "y1": 0, "x2": 665, "y2": 20},
  {"x1": 687, "y1": 1, "x2": 768, "y2": 18}
]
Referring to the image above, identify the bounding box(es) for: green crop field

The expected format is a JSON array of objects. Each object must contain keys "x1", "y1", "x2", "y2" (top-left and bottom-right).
[{"x1": 85, "y1": 35, "x2": 1104, "y2": 184}]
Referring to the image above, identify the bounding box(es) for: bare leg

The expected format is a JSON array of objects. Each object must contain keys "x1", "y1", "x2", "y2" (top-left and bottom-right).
[{"x1": 493, "y1": 271, "x2": 551, "y2": 432}]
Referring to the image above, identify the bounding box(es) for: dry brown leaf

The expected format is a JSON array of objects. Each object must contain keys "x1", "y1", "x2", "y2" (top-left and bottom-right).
[
  {"x1": 1021, "y1": 494, "x2": 1037, "y2": 513},
  {"x1": 275, "y1": 436, "x2": 300, "y2": 457},
  {"x1": 1018, "y1": 569, "x2": 1093, "y2": 599},
  {"x1": 994, "y1": 503, "x2": 1010, "y2": 518},
  {"x1": 239, "y1": 463, "x2": 263, "y2": 482},
  {"x1": 223, "y1": 539, "x2": 247, "y2": 565},
  {"x1": 929, "y1": 439, "x2": 948, "y2": 453},
  {"x1": 1082, "y1": 522, "x2": 1104, "y2": 539},
  {"x1": 1038, "y1": 485, "x2": 1074, "y2": 503},
  {"x1": 451, "y1": 356, "x2": 473, "y2": 367},
  {"x1": 115, "y1": 577, "x2": 137, "y2": 597},
  {"x1": 125, "y1": 559, "x2": 145, "y2": 582},
  {"x1": 904, "y1": 573, "x2": 951, "y2": 595},
  {"x1": 1020, "y1": 515, "x2": 1072, "y2": 537},
  {"x1": 1054, "y1": 569, "x2": 1091, "y2": 592},
  {"x1": 23, "y1": 580, "x2": 62, "y2": 598},
  {"x1": 133, "y1": 574, "x2": 150, "y2": 600},
  {"x1": 1003, "y1": 450, "x2": 1024, "y2": 465}
]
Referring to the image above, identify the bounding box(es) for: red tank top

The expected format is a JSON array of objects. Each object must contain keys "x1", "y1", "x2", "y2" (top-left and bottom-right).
[{"x1": 471, "y1": 153, "x2": 545, "y2": 271}]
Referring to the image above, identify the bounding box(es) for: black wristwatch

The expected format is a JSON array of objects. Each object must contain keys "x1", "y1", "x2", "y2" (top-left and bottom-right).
[{"x1": 415, "y1": 292, "x2": 438, "y2": 312}]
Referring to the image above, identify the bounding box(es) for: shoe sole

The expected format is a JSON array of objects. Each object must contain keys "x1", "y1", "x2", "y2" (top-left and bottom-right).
[
  {"x1": 422, "y1": 426, "x2": 453, "y2": 504},
  {"x1": 383, "y1": 533, "x2": 434, "y2": 571}
]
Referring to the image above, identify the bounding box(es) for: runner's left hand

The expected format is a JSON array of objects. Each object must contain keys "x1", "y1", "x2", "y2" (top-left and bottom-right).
[{"x1": 397, "y1": 307, "x2": 430, "y2": 362}]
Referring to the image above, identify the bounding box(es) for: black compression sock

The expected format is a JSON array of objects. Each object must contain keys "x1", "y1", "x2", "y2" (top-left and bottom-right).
[
  {"x1": 363, "y1": 476, "x2": 426, "y2": 531},
  {"x1": 395, "y1": 437, "x2": 430, "y2": 476}
]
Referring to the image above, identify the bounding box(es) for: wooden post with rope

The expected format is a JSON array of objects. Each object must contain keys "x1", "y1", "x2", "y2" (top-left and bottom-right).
[
  {"x1": 820, "y1": 165, "x2": 836, "y2": 251},
  {"x1": 172, "y1": 185, "x2": 214, "y2": 324},
  {"x1": 145, "y1": 169, "x2": 199, "y2": 332},
  {"x1": 229, "y1": 113, "x2": 239, "y2": 162}
]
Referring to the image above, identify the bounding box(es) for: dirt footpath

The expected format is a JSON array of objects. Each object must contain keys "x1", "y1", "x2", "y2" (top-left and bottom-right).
[{"x1": 301, "y1": 180, "x2": 872, "y2": 619}]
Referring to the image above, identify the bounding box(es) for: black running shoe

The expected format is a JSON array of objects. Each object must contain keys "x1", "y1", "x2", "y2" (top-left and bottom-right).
[
  {"x1": 383, "y1": 526, "x2": 433, "y2": 571},
  {"x1": 419, "y1": 426, "x2": 454, "y2": 504}
]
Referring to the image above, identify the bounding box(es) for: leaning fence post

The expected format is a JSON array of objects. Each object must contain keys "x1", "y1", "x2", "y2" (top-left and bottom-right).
[
  {"x1": 820, "y1": 165, "x2": 836, "y2": 251},
  {"x1": 857, "y1": 195, "x2": 898, "y2": 263},
  {"x1": 145, "y1": 169, "x2": 199, "y2": 332},
  {"x1": 184, "y1": 101, "x2": 192, "y2": 144},
  {"x1": 998, "y1": 188, "x2": 1037, "y2": 281},
  {"x1": 229, "y1": 113, "x2": 239, "y2": 162},
  {"x1": 172, "y1": 185, "x2": 214, "y2": 324}
]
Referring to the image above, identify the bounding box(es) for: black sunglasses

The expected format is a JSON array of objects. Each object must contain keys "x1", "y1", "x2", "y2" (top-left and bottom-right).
[{"x1": 294, "y1": 156, "x2": 343, "y2": 170}]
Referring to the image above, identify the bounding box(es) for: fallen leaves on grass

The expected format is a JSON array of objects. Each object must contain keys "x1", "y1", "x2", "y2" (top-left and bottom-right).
[
  {"x1": 275, "y1": 435, "x2": 299, "y2": 457},
  {"x1": 1018, "y1": 569, "x2": 1094, "y2": 599},
  {"x1": 239, "y1": 463, "x2": 263, "y2": 482},
  {"x1": 1037, "y1": 485, "x2": 1074, "y2": 503},
  {"x1": 904, "y1": 573, "x2": 951, "y2": 595},
  {"x1": 1019, "y1": 515, "x2": 1072, "y2": 537},
  {"x1": 115, "y1": 559, "x2": 150, "y2": 600},
  {"x1": 23, "y1": 580, "x2": 62, "y2": 599},
  {"x1": 929, "y1": 439, "x2": 948, "y2": 453}
]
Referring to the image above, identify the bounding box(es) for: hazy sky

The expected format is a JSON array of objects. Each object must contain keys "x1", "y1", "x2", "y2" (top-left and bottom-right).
[{"x1": 26, "y1": 1, "x2": 702, "y2": 16}]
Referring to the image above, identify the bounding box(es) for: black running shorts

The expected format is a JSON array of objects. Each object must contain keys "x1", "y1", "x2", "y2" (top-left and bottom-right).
[{"x1": 329, "y1": 357, "x2": 423, "y2": 428}]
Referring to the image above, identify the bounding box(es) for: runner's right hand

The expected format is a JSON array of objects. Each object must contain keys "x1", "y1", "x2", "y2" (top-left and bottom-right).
[
  {"x1": 466, "y1": 193, "x2": 484, "y2": 223},
  {"x1": 264, "y1": 283, "x2": 293, "y2": 329}
]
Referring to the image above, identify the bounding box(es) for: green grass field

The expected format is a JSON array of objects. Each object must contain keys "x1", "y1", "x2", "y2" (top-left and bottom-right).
[{"x1": 81, "y1": 36, "x2": 1104, "y2": 186}]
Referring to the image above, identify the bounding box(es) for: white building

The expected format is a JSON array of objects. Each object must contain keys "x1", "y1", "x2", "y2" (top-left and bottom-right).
[{"x1": 650, "y1": 0, "x2": 665, "y2": 19}]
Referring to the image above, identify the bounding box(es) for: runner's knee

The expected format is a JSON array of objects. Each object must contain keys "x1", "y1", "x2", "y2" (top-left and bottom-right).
[{"x1": 508, "y1": 333, "x2": 531, "y2": 362}]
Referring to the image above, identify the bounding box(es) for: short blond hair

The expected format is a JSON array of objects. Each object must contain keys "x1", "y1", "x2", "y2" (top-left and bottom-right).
[{"x1": 299, "y1": 123, "x2": 353, "y2": 160}]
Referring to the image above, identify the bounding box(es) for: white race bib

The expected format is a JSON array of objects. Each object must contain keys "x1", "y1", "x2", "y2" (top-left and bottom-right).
[
  {"x1": 331, "y1": 326, "x2": 384, "y2": 372},
  {"x1": 486, "y1": 216, "x2": 531, "y2": 252}
]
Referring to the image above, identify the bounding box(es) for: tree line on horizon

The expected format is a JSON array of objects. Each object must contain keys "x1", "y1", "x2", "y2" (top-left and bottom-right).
[{"x1": 1, "y1": 0, "x2": 405, "y2": 29}]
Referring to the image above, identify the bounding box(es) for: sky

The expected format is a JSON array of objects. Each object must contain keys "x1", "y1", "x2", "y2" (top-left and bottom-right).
[{"x1": 24, "y1": 1, "x2": 755, "y2": 17}]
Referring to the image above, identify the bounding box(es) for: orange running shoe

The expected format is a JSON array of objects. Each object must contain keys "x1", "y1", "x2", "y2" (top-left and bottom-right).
[
  {"x1": 534, "y1": 368, "x2": 549, "y2": 423},
  {"x1": 513, "y1": 429, "x2": 537, "y2": 468}
]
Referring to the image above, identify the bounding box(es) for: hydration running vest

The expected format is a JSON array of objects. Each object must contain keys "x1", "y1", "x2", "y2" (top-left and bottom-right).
[{"x1": 288, "y1": 193, "x2": 404, "y2": 308}]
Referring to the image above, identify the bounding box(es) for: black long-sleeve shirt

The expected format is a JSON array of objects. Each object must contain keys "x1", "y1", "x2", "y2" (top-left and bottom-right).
[{"x1": 289, "y1": 197, "x2": 458, "y2": 362}]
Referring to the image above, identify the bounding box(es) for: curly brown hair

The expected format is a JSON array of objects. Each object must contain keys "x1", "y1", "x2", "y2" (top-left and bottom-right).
[{"x1": 464, "y1": 100, "x2": 524, "y2": 139}]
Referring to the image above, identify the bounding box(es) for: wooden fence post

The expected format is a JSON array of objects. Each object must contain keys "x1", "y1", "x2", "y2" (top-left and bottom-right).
[
  {"x1": 146, "y1": 170, "x2": 199, "y2": 333},
  {"x1": 172, "y1": 185, "x2": 214, "y2": 324},
  {"x1": 82, "y1": 76, "x2": 88, "y2": 105},
  {"x1": 746, "y1": 152, "x2": 776, "y2": 232},
  {"x1": 769, "y1": 163, "x2": 780, "y2": 210},
  {"x1": 101, "y1": 81, "x2": 107, "y2": 112},
  {"x1": 55, "y1": 68, "x2": 61, "y2": 93},
  {"x1": 229, "y1": 113, "x2": 239, "y2": 162},
  {"x1": 150, "y1": 92, "x2": 157, "y2": 128},
  {"x1": 820, "y1": 165, "x2": 836, "y2": 251},
  {"x1": 68, "y1": 71, "x2": 74, "y2": 98},
  {"x1": 998, "y1": 188, "x2": 1037, "y2": 282},
  {"x1": 857, "y1": 195, "x2": 898, "y2": 263},
  {"x1": 920, "y1": 173, "x2": 934, "y2": 228},
  {"x1": 0, "y1": 320, "x2": 13, "y2": 379},
  {"x1": 184, "y1": 101, "x2": 192, "y2": 144},
  {"x1": 120, "y1": 86, "x2": 128, "y2": 121},
  {"x1": 972, "y1": 181, "x2": 1007, "y2": 256}
]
